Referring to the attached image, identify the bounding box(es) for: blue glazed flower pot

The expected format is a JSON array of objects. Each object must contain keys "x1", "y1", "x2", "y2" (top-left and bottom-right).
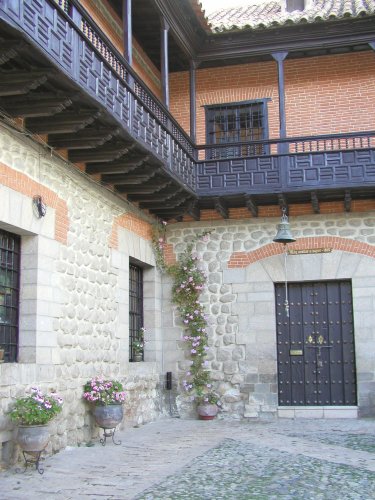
[
  {"x1": 16, "y1": 425, "x2": 50, "y2": 452},
  {"x1": 93, "y1": 404, "x2": 123, "y2": 429}
]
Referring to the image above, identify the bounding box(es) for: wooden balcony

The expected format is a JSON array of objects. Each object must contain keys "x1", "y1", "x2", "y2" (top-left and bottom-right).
[
  {"x1": 196, "y1": 133, "x2": 375, "y2": 217},
  {"x1": 0, "y1": 0, "x2": 374, "y2": 221}
]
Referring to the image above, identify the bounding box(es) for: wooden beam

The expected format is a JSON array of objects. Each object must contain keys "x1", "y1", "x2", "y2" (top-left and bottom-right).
[
  {"x1": 86, "y1": 155, "x2": 149, "y2": 175},
  {"x1": 187, "y1": 199, "x2": 200, "y2": 220},
  {"x1": 127, "y1": 187, "x2": 183, "y2": 202},
  {"x1": 26, "y1": 110, "x2": 101, "y2": 134},
  {"x1": 139, "y1": 191, "x2": 190, "y2": 209},
  {"x1": 68, "y1": 143, "x2": 132, "y2": 163},
  {"x1": 0, "y1": 40, "x2": 26, "y2": 65},
  {"x1": 0, "y1": 71, "x2": 48, "y2": 96},
  {"x1": 344, "y1": 189, "x2": 352, "y2": 212},
  {"x1": 102, "y1": 169, "x2": 160, "y2": 185},
  {"x1": 244, "y1": 195, "x2": 258, "y2": 217},
  {"x1": 214, "y1": 197, "x2": 229, "y2": 219},
  {"x1": 311, "y1": 191, "x2": 320, "y2": 213},
  {"x1": 151, "y1": 207, "x2": 188, "y2": 218},
  {"x1": 115, "y1": 180, "x2": 171, "y2": 193},
  {"x1": 0, "y1": 94, "x2": 74, "y2": 118},
  {"x1": 49, "y1": 128, "x2": 121, "y2": 149}
]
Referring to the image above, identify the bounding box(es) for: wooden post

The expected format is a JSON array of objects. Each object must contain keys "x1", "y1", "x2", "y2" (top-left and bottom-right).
[
  {"x1": 271, "y1": 51, "x2": 288, "y2": 138},
  {"x1": 161, "y1": 17, "x2": 170, "y2": 109},
  {"x1": 123, "y1": 0, "x2": 132, "y2": 65},
  {"x1": 189, "y1": 60, "x2": 197, "y2": 143}
]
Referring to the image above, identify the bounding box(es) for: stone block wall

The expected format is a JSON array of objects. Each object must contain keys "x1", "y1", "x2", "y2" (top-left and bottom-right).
[
  {"x1": 163, "y1": 216, "x2": 375, "y2": 419},
  {"x1": 0, "y1": 124, "x2": 164, "y2": 466}
]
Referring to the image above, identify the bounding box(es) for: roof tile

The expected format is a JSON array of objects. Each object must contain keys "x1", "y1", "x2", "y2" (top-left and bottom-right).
[{"x1": 207, "y1": 0, "x2": 375, "y2": 32}]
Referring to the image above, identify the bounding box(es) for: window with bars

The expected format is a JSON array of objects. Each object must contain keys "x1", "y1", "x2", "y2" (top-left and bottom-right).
[
  {"x1": 0, "y1": 229, "x2": 20, "y2": 363},
  {"x1": 129, "y1": 263, "x2": 144, "y2": 362},
  {"x1": 205, "y1": 100, "x2": 269, "y2": 159}
]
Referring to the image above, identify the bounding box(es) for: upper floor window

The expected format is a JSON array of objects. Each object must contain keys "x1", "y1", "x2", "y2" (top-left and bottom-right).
[
  {"x1": 205, "y1": 100, "x2": 269, "y2": 158},
  {"x1": 0, "y1": 229, "x2": 20, "y2": 363}
]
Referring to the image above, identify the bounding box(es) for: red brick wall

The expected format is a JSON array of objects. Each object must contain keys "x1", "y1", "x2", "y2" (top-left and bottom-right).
[{"x1": 169, "y1": 51, "x2": 375, "y2": 142}]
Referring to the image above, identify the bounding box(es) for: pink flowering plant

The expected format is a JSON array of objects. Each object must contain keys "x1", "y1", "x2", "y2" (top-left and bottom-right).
[
  {"x1": 83, "y1": 377, "x2": 126, "y2": 406},
  {"x1": 152, "y1": 222, "x2": 219, "y2": 407},
  {"x1": 9, "y1": 387, "x2": 63, "y2": 425},
  {"x1": 133, "y1": 327, "x2": 147, "y2": 354}
]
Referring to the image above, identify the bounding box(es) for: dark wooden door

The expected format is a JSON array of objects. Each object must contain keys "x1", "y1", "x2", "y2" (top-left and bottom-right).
[{"x1": 276, "y1": 280, "x2": 357, "y2": 406}]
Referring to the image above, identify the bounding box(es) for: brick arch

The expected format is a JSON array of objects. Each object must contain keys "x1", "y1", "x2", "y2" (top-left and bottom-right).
[
  {"x1": 0, "y1": 162, "x2": 68, "y2": 244},
  {"x1": 228, "y1": 236, "x2": 375, "y2": 268}
]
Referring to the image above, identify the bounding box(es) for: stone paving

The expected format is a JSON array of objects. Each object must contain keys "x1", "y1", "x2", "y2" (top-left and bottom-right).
[{"x1": 1, "y1": 417, "x2": 375, "y2": 499}]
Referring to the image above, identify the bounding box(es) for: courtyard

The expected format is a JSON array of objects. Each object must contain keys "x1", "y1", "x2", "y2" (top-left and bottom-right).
[{"x1": 1, "y1": 417, "x2": 374, "y2": 499}]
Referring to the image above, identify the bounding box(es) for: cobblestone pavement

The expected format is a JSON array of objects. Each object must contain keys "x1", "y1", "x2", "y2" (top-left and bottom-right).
[{"x1": 1, "y1": 417, "x2": 375, "y2": 499}]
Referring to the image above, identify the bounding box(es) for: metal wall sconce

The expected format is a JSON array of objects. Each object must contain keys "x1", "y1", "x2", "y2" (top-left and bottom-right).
[
  {"x1": 273, "y1": 207, "x2": 295, "y2": 317},
  {"x1": 32, "y1": 195, "x2": 47, "y2": 218}
]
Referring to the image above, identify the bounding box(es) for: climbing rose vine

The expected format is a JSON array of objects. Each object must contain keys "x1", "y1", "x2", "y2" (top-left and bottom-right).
[{"x1": 152, "y1": 221, "x2": 218, "y2": 404}]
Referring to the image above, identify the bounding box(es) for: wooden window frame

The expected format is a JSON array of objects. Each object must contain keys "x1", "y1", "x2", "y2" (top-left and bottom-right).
[{"x1": 205, "y1": 99, "x2": 270, "y2": 159}]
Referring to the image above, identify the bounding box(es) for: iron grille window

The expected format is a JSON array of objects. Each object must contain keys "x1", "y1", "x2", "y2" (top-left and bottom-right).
[
  {"x1": 129, "y1": 263, "x2": 144, "y2": 362},
  {"x1": 0, "y1": 229, "x2": 20, "y2": 363},
  {"x1": 206, "y1": 100, "x2": 269, "y2": 159}
]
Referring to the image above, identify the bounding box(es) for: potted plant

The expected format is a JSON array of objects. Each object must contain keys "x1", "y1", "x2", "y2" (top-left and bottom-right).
[
  {"x1": 196, "y1": 391, "x2": 221, "y2": 420},
  {"x1": 83, "y1": 376, "x2": 126, "y2": 445},
  {"x1": 132, "y1": 327, "x2": 146, "y2": 362},
  {"x1": 8, "y1": 387, "x2": 63, "y2": 473}
]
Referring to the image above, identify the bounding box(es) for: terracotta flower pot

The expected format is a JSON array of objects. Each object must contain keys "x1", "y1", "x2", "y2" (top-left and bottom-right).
[{"x1": 197, "y1": 403, "x2": 219, "y2": 420}]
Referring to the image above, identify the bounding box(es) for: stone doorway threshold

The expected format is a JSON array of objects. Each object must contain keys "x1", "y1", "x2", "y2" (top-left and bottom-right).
[{"x1": 278, "y1": 406, "x2": 358, "y2": 419}]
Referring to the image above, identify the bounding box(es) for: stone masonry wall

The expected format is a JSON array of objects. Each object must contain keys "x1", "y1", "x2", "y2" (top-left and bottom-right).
[
  {"x1": 0, "y1": 124, "x2": 162, "y2": 466},
  {"x1": 163, "y1": 215, "x2": 375, "y2": 419}
]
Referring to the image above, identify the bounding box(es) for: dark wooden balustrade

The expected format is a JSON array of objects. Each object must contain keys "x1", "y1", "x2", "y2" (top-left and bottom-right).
[{"x1": 0, "y1": 0, "x2": 374, "y2": 220}]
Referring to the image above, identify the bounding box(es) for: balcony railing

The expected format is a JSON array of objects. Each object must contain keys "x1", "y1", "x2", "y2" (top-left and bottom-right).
[{"x1": 196, "y1": 131, "x2": 375, "y2": 195}]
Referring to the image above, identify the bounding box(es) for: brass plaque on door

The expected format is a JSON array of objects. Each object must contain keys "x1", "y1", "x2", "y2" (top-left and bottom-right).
[{"x1": 290, "y1": 349, "x2": 303, "y2": 356}]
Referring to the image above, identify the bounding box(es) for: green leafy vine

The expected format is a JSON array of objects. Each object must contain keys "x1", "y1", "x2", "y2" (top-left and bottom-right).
[{"x1": 152, "y1": 221, "x2": 219, "y2": 405}]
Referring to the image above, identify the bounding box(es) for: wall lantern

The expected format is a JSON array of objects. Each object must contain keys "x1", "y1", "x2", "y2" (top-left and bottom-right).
[
  {"x1": 273, "y1": 207, "x2": 295, "y2": 317},
  {"x1": 32, "y1": 195, "x2": 47, "y2": 218}
]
